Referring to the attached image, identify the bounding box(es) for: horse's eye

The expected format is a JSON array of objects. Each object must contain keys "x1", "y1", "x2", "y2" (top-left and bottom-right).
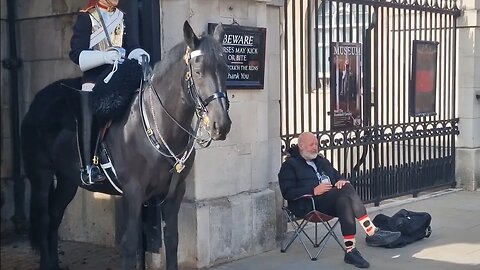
[{"x1": 195, "y1": 71, "x2": 202, "y2": 76}]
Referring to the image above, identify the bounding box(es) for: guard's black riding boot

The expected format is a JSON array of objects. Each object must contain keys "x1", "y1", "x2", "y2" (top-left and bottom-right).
[{"x1": 80, "y1": 91, "x2": 106, "y2": 184}]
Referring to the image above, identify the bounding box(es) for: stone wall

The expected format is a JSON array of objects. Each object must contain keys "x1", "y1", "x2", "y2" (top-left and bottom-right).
[{"x1": 456, "y1": 0, "x2": 480, "y2": 191}]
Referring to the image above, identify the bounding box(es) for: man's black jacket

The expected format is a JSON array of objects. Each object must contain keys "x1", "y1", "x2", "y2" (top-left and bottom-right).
[{"x1": 278, "y1": 145, "x2": 343, "y2": 215}]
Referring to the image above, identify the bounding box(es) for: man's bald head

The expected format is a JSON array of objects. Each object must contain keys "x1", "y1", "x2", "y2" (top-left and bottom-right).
[
  {"x1": 298, "y1": 132, "x2": 318, "y2": 161},
  {"x1": 298, "y1": 132, "x2": 316, "y2": 148}
]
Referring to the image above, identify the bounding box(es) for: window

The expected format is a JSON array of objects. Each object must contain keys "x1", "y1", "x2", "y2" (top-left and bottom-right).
[{"x1": 315, "y1": 1, "x2": 370, "y2": 91}]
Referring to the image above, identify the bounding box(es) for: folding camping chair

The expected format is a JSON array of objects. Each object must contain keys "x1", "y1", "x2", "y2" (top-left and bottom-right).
[{"x1": 281, "y1": 195, "x2": 346, "y2": 261}]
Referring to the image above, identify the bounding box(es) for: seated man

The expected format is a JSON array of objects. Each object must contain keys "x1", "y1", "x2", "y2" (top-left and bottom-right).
[{"x1": 278, "y1": 132, "x2": 401, "y2": 268}]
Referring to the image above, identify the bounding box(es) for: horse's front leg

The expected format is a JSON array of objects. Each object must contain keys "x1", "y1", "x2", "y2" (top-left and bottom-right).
[
  {"x1": 162, "y1": 180, "x2": 186, "y2": 270},
  {"x1": 121, "y1": 185, "x2": 144, "y2": 270}
]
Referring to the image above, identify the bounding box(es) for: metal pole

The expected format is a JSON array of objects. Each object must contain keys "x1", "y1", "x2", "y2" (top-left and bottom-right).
[{"x1": 2, "y1": 0, "x2": 26, "y2": 233}]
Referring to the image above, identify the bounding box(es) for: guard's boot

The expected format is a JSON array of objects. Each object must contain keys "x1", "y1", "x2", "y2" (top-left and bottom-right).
[{"x1": 79, "y1": 91, "x2": 106, "y2": 184}]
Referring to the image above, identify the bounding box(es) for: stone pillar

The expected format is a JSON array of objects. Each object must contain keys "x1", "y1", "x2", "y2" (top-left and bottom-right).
[
  {"x1": 456, "y1": 0, "x2": 480, "y2": 191},
  {"x1": 155, "y1": 0, "x2": 283, "y2": 268}
]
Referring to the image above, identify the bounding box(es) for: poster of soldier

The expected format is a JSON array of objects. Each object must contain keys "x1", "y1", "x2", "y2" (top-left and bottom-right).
[{"x1": 331, "y1": 42, "x2": 362, "y2": 130}]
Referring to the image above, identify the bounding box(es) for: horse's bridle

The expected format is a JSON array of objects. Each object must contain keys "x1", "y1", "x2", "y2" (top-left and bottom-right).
[
  {"x1": 183, "y1": 47, "x2": 230, "y2": 120},
  {"x1": 138, "y1": 47, "x2": 229, "y2": 173}
]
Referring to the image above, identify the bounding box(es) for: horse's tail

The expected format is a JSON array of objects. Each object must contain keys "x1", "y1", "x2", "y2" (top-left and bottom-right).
[{"x1": 20, "y1": 77, "x2": 81, "y2": 250}]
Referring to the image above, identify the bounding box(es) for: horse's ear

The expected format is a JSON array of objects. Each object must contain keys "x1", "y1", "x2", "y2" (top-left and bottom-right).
[
  {"x1": 183, "y1": 21, "x2": 199, "y2": 50},
  {"x1": 212, "y1": 23, "x2": 224, "y2": 43}
]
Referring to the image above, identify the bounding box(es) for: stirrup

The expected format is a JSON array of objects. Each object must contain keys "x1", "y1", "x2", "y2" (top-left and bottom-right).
[{"x1": 80, "y1": 165, "x2": 106, "y2": 185}]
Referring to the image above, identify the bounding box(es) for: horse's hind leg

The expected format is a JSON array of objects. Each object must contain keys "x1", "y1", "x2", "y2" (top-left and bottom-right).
[
  {"x1": 48, "y1": 173, "x2": 78, "y2": 269},
  {"x1": 28, "y1": 169, "x2": 55, "y2": 270},
  {"x1": 162, "y1": 180, "x2": 186, "y2": 270}
]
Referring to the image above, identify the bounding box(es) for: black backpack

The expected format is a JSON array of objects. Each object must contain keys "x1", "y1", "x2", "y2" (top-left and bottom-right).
[{"x1": 372, "y1": 209, "x2": 432, "y2": 248}]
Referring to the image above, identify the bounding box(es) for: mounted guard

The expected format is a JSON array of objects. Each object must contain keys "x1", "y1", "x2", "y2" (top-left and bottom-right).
[
  {"x1": 23, "y1": 14, "x2": 231, "y2": 269},
  {"x1": 70, "y1": 0, "x2": 149, "y2": 184}
]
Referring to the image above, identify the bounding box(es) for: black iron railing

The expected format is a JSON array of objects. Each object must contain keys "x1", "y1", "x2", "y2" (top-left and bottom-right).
[{"x1": 282, "y1": 0, "x2": 460, "y2": 205}]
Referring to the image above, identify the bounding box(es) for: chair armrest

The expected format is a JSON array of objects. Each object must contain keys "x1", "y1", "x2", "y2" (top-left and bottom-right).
[{"x1": 291, "y1": 194, "x2": 316, "y2": 211}]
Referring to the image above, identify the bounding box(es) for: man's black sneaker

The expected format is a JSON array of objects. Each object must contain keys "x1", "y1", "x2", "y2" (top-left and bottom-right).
[
  {"x1": 344, "y1": 248, "x2": 370, "y2": 268},
  {"x1": 365, "y1": 228, "x2": 401, "y2": 247}
]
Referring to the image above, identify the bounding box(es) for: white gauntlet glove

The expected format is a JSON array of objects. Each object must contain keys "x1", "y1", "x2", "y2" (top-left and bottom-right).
[
  {"x1": 78, "y1": 47, "x2": 125, "y2": 72},
  {"x1": 128, "y1": 48, "x2": 150, "y2": 64},
  {"x1": 103, "y1": 50, "x2": 124, "y2": 64}
]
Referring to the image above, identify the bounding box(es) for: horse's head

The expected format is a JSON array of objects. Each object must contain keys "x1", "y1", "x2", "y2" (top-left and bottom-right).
[{"x1": 182, "y1": 21, "x2": 232, "y2": 140}]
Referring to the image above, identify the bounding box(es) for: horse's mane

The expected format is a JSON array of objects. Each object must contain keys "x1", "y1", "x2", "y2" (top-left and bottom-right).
[
  {"x1": 152, "y1": 43, "x2": 186, "y2": 78},
  {"x1": 152, "y1": 35, "x2": 225, "y2": 78}
]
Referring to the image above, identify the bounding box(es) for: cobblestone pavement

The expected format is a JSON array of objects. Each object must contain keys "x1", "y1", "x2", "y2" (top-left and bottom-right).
[
  {"x1": 1, "y1": 235, "x2": 120, "y2": 270},
  {"x1": 2, "y1": 189, "x2": 479, "y2": 270}
]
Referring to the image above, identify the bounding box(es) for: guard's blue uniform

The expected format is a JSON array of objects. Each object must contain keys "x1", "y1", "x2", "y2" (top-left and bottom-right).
[
  {"x1": 69, "y1": 4, "x2": 143, "y2": 184},
  {"x1": 69, "y1": 7, "x2": 139, "y2": 83}
]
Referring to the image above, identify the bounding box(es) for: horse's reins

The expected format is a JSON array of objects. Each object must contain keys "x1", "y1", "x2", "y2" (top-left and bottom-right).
[
  {"x1": 138, "y1": 64, "x2": 197, "y2": 172},
  {"x1": 138, "y1": 47, "x2": 229, "y2": 174},
  {"x1": 141, "y1": 71, "x2": 207, "y2": 149},
  {"x1": 137, "y1": 57, "x2": 194, "y2": 204},
  {"x1": 136, "y1": 48, "x2": 228, "y2": 204}
]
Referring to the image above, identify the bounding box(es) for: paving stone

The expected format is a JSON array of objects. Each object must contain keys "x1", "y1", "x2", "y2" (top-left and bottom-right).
[{"x1": 1, "y1": 236, "x2": 120, "y2": 270}]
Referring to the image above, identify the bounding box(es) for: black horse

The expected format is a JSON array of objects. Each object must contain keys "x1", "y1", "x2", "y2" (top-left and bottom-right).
[{"x1": 21, "y1": 21, "x2": 231, "y2": 270}]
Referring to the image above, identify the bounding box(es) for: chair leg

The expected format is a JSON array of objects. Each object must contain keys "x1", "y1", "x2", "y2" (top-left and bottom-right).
[
  {"x1": 280, "y1": 229, "x2": 298, "y2": 252},
  {"x1": 295, "y1": 222, "x2": 317, "y2": 261},
  {"x1": 281, "y1": 217, "x2": 318, "y2": 260},
  {"x1": 313, "y1": 222, "x2": 319, "y2": 247},
  {"x1": 281, "y1": 210, "x2": 303, "y2": 252},
  {"x1": 301, "y1": 221, "x2": 318, "y2": 247},
  {"x1": 313, "y1": 233, "x2": 331, "y2": 260},
  {"x1": 313, "y1": 220, "x2": 345, "y2": 260},
  {"x1": 281, "y1": 211, "x2": 346, "y2": 261},
  {"x1": 328, "y1": 220, "x2": 347, "y2": 252},
  {"x1": 281, "y1": 218, "x2": 307, "y2": 252}
]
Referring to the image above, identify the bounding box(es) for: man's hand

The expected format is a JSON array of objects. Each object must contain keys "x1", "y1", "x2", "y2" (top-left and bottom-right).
[
  {"x1": 334, "y1": 180, "x2": 350, "y2": 189},
  {"x1": 313, "y1": 183, "x2": 332, "y2": 196}
]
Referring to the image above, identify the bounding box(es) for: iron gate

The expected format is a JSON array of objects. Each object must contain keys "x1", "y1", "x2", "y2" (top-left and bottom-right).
[{"x1": 281, "y1": 0, "x2": 460, "y2": 205}]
